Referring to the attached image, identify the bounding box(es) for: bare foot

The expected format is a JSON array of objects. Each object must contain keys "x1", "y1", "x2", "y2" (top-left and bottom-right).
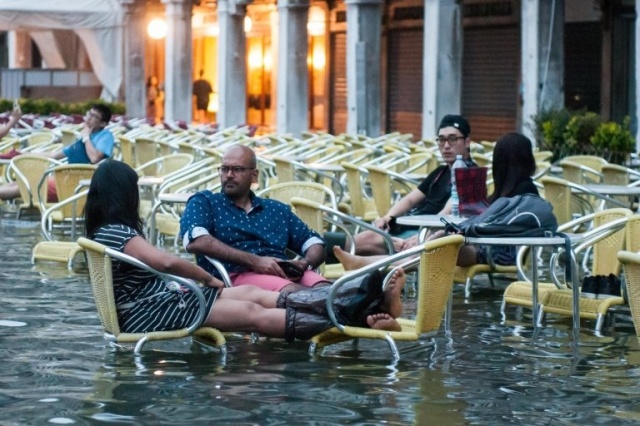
[
  {"x1": 367, "y1": 313, "x2": 402, "y2": 331},
  {"x1": 381, "y1": 268, "x2": 406, "y2": 319},
  {"x1": 333, "y1": 246, "x2": 376, "y2": 271}
]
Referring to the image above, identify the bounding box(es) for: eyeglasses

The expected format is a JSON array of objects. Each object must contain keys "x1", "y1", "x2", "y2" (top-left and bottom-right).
[
  {"x1": 218, "y1": 166, "x2": 254, "y2": 175},
  {"x1": 85, "y1": 111, "x2": 101, "y2": 120},
  {"x1": 436, "y1": 136, "x2": 465, "y2": 146}
]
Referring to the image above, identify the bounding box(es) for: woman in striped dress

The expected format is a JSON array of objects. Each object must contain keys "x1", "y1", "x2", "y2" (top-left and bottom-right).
[{"x1": 84, "y1": 160, "x2": 405, "y2": 341}]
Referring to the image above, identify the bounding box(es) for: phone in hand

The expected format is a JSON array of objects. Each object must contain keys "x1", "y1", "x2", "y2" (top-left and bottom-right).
[
  {"x1": 277, "y1": 261, "x2": 303, "y2": 280},
  {"x1": 13, "y1": 99, "x2": 20, "y2": 113}
]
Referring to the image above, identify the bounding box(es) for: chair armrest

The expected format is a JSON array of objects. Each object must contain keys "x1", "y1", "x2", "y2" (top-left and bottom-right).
[
  {"x1": 41, "y1": 189, "x2": 88, "y2": 241},
  {"x1": 205, "y1": 256, "x2": 233, "y2": 287},
  {"x1": 96, "y1": 242, "x2": 212, "y2": 333}
]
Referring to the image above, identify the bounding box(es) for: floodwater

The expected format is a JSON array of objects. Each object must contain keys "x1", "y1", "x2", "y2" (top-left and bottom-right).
[{"x1": 3, "y1": 212, "x2": 640, "y2": 425}]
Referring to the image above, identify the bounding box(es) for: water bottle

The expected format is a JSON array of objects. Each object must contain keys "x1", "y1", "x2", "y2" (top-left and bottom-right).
[{"x1": 450, "y1": 154, "x2": 466, "y2": 217}]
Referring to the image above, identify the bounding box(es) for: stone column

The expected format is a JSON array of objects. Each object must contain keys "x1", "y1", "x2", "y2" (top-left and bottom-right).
[
  {"x1": 218, "y1": 0, "x2": 248, "y2": 128},
  {"x1": 8, "y1": 31, "x2": 32, "y2": 69},
  {"x1": 521, "y1": 0, "x2": 564, "y2": 144},
  {"x1": 162, "y1": 0, "x2": 193, "y2": 122},
  {"x1": 422, "y1": 0, "x2": 462, "y2": 139},
  {"x1": 276, "y1": 0, "x2": 309, "y2": 136},
  {"x1": 120, "y1": 0, "x2": 147, "y2": 118},
  {"x1": 346, "y1": 0, "x2": 383, "y2": 137}
]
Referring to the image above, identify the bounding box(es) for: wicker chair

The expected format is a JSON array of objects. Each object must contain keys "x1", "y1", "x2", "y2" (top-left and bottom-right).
[
  {"x1": 9, "y1": 154, "x2": 62, "y2": 218},
  {"x1": 341, "y1": 161, "x2": 378, "y2": 222},
  {"x1": 289, "y1": 197, "x2": 395, "y2": 281},
  {"x1": 257, "y1": 181, "x2": 338, "y2": 210},
  {"x1": 77, "y1": 237, "x2": 227, "y2": 358},
  {"x1": 617, "y1": 250, "x2": 640, "y2": 344},
  {"x1": 308, "y1": 235, "x2": 463, "y2": 362},
  {"x1": 501, "y1": 208, "x2": 632, "y2": 332}
]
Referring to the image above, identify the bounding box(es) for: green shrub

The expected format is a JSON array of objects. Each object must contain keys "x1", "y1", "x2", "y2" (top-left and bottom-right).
[
  {"x1": 0, "y1": 97, "x2": 125, "y2": 116},
  {"x1": 532, "y1": 108, "x2": 635, "y2": 164},
  {"x1": 562, "y1": 111, "x2": 602, "y2": 152},
  {"x1": 591, "y1": 116, "x2": 635, "y2": 163}
]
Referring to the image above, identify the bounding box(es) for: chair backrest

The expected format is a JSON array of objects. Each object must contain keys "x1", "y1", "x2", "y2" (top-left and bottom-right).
[
  {"x1": 10, "y1": 154, "x2": 60, "y2": 209},
  {"x1": 341, "y1": 161, "x2": 369, "y2": 218},
  {"x1": 602, "y1": 163, "x2": 631, "y2": 186},
  {"x1": 626, "y1": 214, "x2": 640, "y2": 252},
  {"x1": 533, "y1": 151, "x2": 553, "y2": 162},
  {"x1": 77, "y1": 237, "x2": 121, "y2": 337},
  {"x1": 559, "y1": 159, "x2": 602, "y2": 185},
  {"x1": 51, "y1": 164, "x2": 97, "y2": 217},
  {"x1": 117, "y1": 136, "x2": 135, "y2": 166},
  {"x1": 617, "y1": 250, "x2": 640, "y2": 342},
  {"x1": 257, "y1": 181, "x2": 337, "y2": 210},
  {"x1": 415, "y1": 235, "x2": 464, "y2": 333},
  {"x1": 539, "y1": 176, "x2": 575, "y2": 225},
  {"x1": 365, "y1": 165, "x2": 402, "y2": 217},
  {"x1": 271, "y1": 156, "x2": 297, "y2": 183},
  {"x1": 136, "y1": 153, "x2": 194, "y2": 177},
  {"x1": 589, "y1": 208, "x2": 632, "y2": 276},
  {"x1": 562, "y1": 155, "x2": 608, "y2": 173},
  {"x1": 134, "y1": 137, "x2": 159, "y2": 167}
]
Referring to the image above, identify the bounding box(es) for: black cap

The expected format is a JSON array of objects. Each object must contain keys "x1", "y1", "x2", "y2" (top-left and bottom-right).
[{"x1": 438, "y1": 114, "x2": 470, "y2": 137}]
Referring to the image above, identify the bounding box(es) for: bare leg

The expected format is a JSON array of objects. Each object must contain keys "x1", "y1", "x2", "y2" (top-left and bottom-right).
[
  {"x1": 0, "y1": 182, "x2": 20, "y2": 200},
  {"x1": 380, "y1": 268, "x2": 406, "y2": 319},
  {"x1": 206, "y1": 298, "x2": 286, "y2": 337},
  {"x1": 218, "y1": 285, "x2": 279, "y2": 308},
  {"x1": 353, "y1": 230, "x2": 389, "y2": 255},
  {"x1": 456, "y1": 245, "x2": 479, "y2": 267},
  {"x1": 333, "y1": 246, "x2": 385, "y2": 271},
  {"x1": 367, "y1": 313, "x2": 401, "y2": 331}
]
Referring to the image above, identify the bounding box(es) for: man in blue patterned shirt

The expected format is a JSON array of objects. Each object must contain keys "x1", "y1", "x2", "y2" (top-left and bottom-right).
[{"x1": 180, "y1": 145, "x2": 330, "y2": 292}]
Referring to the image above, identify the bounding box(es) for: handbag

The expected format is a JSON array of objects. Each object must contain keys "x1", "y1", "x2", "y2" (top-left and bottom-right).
[{"x1": 455, "y1": 166, "x2": 489, "y2": 217}]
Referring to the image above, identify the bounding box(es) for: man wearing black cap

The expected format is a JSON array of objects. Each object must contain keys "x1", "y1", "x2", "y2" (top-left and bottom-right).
[{"x1": 352, "y1": 114, "x2": 476, "y2": 255}]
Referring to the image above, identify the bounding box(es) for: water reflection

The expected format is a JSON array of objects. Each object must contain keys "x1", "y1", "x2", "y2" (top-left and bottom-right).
[{"x1": 3, "y1": 212, "x2": 640, "y2": 424}]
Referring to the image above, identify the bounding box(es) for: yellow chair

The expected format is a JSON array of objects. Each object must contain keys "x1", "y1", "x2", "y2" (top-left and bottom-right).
[
  {"x1": 77, "y1": 237, "x2": 227, "y2": 358},
  {"x1": 257, "y1": 181, "x2": 337, "y2": 210},
  {"x1": 540, "y1": 176, "x2": 593, "y2": 225},
  {"x1": 617, "y1": 250, "x2": 640, "y2": 343},
  {"x1": 533, "y1": 151, "x2": 553, "y2": 162},
  {"x1": 558, "y1": 159, "x2": 603, "y2": 185},
  {"x1": 134, "y1": 137, "x2": 159, "y2": 167},
  {"x1": 562, "y1": 155, "x2": 608, "y2": 173},
  {"x1": 9, "y1": 154, "x2": 62, "y2": 218},
  {"x1": 341, "y1": 161, "x2": 378, "y2": 222},
  {"x1": 33, "y1": 190, "x2": 89, "y2": 269},
  {"x1": 500, "y1": 209, "x2": 631, "y2": 318},
  {"x1": 509, "y1": 209, "x2": 631, "y2": 331},
  {"x1": 308, "y1": 235, "x2": 464, "y2": 362},
  {"x1": 365, "y1": 165, "x2": 417, "y2": 218},
  {"x1": 289, "y1": 197, "x2": 396, "y2": 280}
]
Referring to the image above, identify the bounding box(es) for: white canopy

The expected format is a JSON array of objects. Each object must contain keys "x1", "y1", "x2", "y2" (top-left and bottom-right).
[{"x1": 0, "y1": 0, "x2": 124, "y2": 101}]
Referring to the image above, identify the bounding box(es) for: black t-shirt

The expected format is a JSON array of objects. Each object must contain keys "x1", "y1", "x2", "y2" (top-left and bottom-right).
[{"x1": 411, "y1": 158, "x2": 477, "y2": 215}]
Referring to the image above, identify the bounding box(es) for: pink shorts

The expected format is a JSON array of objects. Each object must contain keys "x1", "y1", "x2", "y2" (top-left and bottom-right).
[{"x1": 230, "y1": 270, "x2": 329, "y2": 292}]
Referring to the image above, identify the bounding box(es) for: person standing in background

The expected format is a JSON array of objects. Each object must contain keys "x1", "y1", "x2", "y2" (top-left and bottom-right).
[
  {"x1": 193, "y1": 69, "x2": 213, "y2": 124},
  {"x1": 146, "y1": 76, "x2": 160, "y2": 124}
]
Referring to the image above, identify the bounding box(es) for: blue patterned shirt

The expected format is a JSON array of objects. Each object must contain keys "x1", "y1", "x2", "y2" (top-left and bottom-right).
[{"x1": 180, "y1": 190, "x2": 324, "y2": 276}]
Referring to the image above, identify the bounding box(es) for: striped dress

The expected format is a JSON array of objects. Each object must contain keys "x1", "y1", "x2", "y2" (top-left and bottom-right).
[{"x1": 93, "y1": 224, "x2": 218, "y2": 333}]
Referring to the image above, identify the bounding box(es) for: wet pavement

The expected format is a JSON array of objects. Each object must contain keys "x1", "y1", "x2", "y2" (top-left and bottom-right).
[{"x1": 2, "y1": 209, "x2": 640, "y2": 424}]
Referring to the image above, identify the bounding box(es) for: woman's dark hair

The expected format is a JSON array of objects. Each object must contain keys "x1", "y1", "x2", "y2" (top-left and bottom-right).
[
  {"x1": 84, "y1": 160, "x2": 143, "y2": 238},
  {"x1": 489, "y1": 132, "x2": 536, "y2": 203}
]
